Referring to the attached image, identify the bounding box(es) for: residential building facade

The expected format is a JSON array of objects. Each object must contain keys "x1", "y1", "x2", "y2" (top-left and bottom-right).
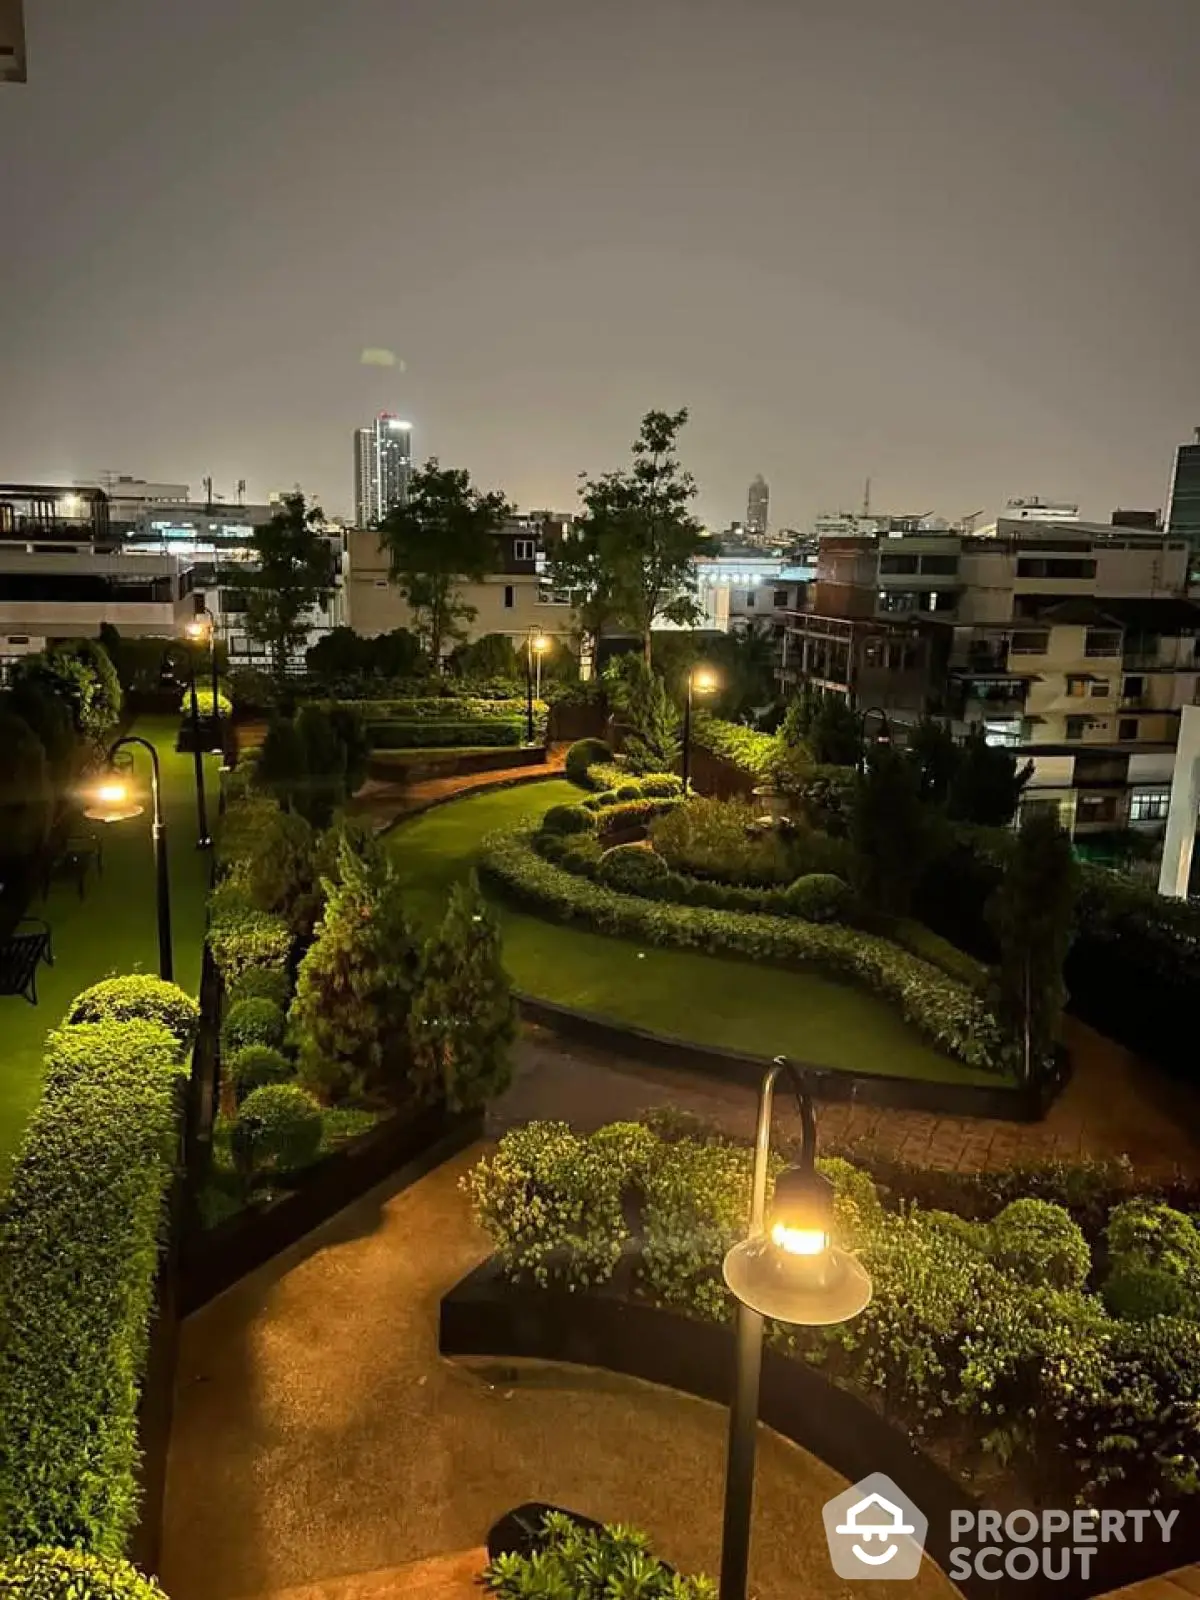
[
  {"x1": 354, "y1": 415, "x2": 412, "y2": 528},
  {"x1": 781, "y1": 516, "x2": 1200, "y2": 836}
]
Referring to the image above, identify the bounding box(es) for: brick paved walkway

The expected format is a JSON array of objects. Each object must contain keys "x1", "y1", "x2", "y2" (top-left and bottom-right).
[
  {"x1": 496, "y1": 1014, "x2": 1200, "y2": 1178},
  {"x1": 348, "y1": 747, "x2": 566, "y2": 832}
]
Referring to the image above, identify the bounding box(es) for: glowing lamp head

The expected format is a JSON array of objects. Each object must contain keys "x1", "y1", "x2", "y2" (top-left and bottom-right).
[
  {"x1": 722, "y1": 1164, "x2": 871, "y2": 1326},
  {"x1": 185, "y1": 618, "x2": 207, "y2": 641},
  {"x1": 532, "y1": 633, "x2": 550, "y2": 654},
  {"x1": 84, "y1": 776, "x2": 144, "y2": 824},
  {"x1": 692, "y1": 666, "x2": 717, "y2": 694}
]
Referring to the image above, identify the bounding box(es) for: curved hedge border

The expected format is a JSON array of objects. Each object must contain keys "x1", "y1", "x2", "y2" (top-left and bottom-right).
[
  {"x1": 483, "y1": 826, "x2": 1007, "y2": 1074},
  {"x1": 0, "y1": 987, "x2": 192, "y2": 1557}
]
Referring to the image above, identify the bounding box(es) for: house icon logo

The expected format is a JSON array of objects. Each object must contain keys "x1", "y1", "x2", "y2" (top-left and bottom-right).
[{"x1": 823, "y1": 1472, "x2": 928, "y2": 1580}]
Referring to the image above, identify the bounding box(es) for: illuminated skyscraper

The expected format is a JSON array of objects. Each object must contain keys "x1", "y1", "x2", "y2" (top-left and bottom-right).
[
  {"x1": 354, "y1": 414, "x2": 412, "y2": 527},
  {"x1": 1166, "y1": 428, "x2": 1200, "y2": 550},
  {"x1": 746, "y1": 474, "x2": 770, "y2": 541}
]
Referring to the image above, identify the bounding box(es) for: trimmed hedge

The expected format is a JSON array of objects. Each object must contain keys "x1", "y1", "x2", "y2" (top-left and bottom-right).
[
  {"x1": 0, "y1": 1548, "x2": 168, "y2": 1598},
  {"x1": 564, "y1": 737, "x2": 612, "y2": 786},
  {"x1": 484, "y1": 826, "x2": 1006, "y2": 1073},
  {"x1": 41, "y1": 1019, "x2": 181, "y2": 1099},
  {"x1": 468, "y1": 1123, "x2": 1200, "y2": 1507},
  {"x1": 367, "y1": 719, "x2": 525, "y2": 750},
  {"x1": 340, "y1": 695, "x2": 533, "y2": 722},
  {"x1": 0, "y1": 1004, "x2": 188, "y2": 1555},
  {"x1": 66, "y1": 977, "x2": 199, "y2": 1051}
]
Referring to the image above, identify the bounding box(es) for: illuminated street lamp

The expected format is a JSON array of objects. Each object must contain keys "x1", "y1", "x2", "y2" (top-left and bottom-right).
[
  {"x1": 84, "y1": 736, "x2": 174, "y2": 981},
  {"x1": 681, "y1": 664, "x2": 718, "y2": 795},
  {"x1": 718, "y1": 1058, "x2": 872, "y2": 1600},
  {"x1": 183, "y1": 617, "x2": 214, "y2": 848},
  {"x1": 525, "y1": 629, "x2": 550, "y2": 743},
  {"x1": 858, "y1": 704, "x2": 892, "y2": 771}
]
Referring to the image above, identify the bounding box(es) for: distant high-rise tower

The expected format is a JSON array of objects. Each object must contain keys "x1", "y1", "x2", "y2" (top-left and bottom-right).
[
  {"x1": 1166, "y1": 428, "x2": 1200, "y2": 548},
  {"x1": 354, "y1": 414, "x2": 412, "y2": 527},
  {"x1": 746, "y1": 475, "x2": 770, "y2": 541}
]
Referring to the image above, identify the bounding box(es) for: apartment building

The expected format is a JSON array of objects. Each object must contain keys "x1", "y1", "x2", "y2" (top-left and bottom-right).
[
  {"x1": 0, "y1": 483, "x2": 346, "y2": 674},
  {"x1": 782, "y1": 517, "x2": 1200, "y2": 835},
  {"x1": 345, "y1": 514, "x2": 577, "y2": 658},
  {"x1": 691, "y1": 550, "x2": 811, "y2": 636}
]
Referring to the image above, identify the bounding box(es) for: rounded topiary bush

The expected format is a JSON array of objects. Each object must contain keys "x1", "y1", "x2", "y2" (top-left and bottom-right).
[
  {"x1": 227, "y1": 964, "x2": 292, "y2": 1009},
  {"x1": 781, "y1": 872, "x2": 852, "y2": 923},
  {"x1": 231, "y1": 1082, "x2": 323, "y2": 1177},
  {"x1": 565, "y1": 737, "x2": 611, "y2": 785},
  {"x1": 221, "y1": 996, "x2": 286, "y2": 1056},
  {"x1": 1105, "y1": 1199, "x2": 1200, "y2": 1277},
  {"x1": 614, "y1": 781, "x2": 643, "y2": 800},
  {"x1": 228, "y1": 1044, "x2": 294, "y2": 1101},
  {"x1": 42, "y1": 1018, "x2": 183, "y2": 1097},
  {"x1": 988, "y1": 1197, "x2": 1091, "y2": 1290},
  {"x1": 541, "y1": 803, "x2": 597, "y2": 837},
  {"x1": 639, "y1": 773, "x2": 683, "y2": 798},
  {"x1": 1103, "y1": 1261, "x2": 1200, "y2": 1322},
  {"x1": 0, "y1": 1548, "x2": 168, "y2": 1598},
  {"x1": 595, "y1": 843, "x2": 671, "y2": 896},
  {"x1": 66, "y1": 976, "x2": 199, "y2": 1050}
]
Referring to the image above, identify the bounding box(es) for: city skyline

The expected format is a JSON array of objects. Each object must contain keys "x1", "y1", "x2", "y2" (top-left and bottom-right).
[{"x1": 1, "y1": 1, "x2": 1198, "y2": 529}]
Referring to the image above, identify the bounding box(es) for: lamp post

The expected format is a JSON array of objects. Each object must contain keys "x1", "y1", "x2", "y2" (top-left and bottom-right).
[
  {"x1": 525, "y1": 629, "x2": 550, "y2": 743},
  {"x1": 681, "y1": 664, "x2": 717, "y2": 796},
  {"x1": 858, "y1": 704, "x2": 892, "y2": 771},
  {"x1": 718, "y1": 1057, "x2": 872, "y2": 1600},
  {"x1": 84, "y1": 736, "x2": 174, "y2": 982},
  {"x1": 184, "y1": 618, "x2": 213, "y2": 848}
]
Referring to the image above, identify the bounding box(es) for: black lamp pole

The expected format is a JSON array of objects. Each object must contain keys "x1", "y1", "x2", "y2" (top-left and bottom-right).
[
  {"x1": 858, "y1": 704, "x2": 892, "y2": 770},
  {"x1": 682, "y1": 669, "x2": 696, "y2": 795},
  {"x1": 185, "y1": 632, "x2": 212, "y2": 849},
  {"x1": 105, "y1": 734, "x2": 174, "y2": 982},
  {"x1": 719, "y1": 1058, "x2": 814, "y2": 1600},
  {"x1": 525, "y1": 629, "x2": 535, "y2": 744}
]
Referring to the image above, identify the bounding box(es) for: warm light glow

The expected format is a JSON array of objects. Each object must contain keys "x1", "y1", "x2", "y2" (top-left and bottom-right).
[
  {"x1": 96, "y1": 780, "x2": 128, "y2": 806},
  {"x1": 693, "y1": 667, "x2": 717, "y2": 693},
  {"x1": 532, "y1": 634, "x2": 550, "y2": 654},
  {"x1": 60, "y1": 492, "x2": 81, "y2": 516},
  {"x1": 771, "y1": 1222, "x2": 828, "y2": 1257},
  {"x1": 84, "y1": 775, "x2": 144, "y2": 824},
  {"x1": 185, "y1": 618, "x2": 207, "y2": 641}
]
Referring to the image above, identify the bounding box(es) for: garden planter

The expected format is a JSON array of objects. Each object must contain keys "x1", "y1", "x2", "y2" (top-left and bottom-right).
[{"x1": 441, "y1": 1260, "x2": 1200, "y2": 1600}]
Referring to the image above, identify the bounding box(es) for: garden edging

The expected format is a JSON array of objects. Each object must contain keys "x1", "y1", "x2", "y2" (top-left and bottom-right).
[
  {"x1": 515, "y1": 993, "x2": 1065, "y2": 1121},
  {"x1": 440, "y1": 1260, "x2": 1200, "y2": 1600}
]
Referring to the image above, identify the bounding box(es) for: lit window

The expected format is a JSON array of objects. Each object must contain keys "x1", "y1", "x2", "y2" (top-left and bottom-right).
[
  {"x1": 513, "y1": 538, "x2": 537, "y2": 561},
  {"x1": 1129, "y1": 789, "x2": 1170, "y2": 822}
]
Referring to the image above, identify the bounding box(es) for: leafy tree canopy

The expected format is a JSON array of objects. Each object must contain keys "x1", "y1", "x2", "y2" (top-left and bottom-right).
[{"x1": 243, "y1": 493, "x2": 334, "y2": 680}]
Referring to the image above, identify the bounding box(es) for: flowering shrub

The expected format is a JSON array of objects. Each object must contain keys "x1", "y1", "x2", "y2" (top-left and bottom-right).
[{"x1": 482, "y1": 1512, "x2": 715, "y2": 1598}]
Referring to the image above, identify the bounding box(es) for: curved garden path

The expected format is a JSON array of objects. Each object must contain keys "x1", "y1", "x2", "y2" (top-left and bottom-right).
[{"x1": 160, "y1": 1146, "x2": 960, "y2": 1600}]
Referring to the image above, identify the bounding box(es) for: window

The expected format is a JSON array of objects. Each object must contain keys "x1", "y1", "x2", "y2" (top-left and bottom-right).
[
  {"x1": 1016, "y1": 557, "x2": 1098, "y2": 580},
  {"x1": 503, "y1": 585, "x2": 514, "y2": 609},
  {"x1": 773, "y1": 589, "x2": 789, "y2": 607},
  {"x1": 513, "y1": 538, "x2": 536, "y2": 562},
  {"x1": 1090, "y1": 681, "x2": 1109, "y2": 696},
  {"x1": 1123, "y1": 676, "x2": 1145, "y2": 698},
  {"x1": 1077, "y1": 794, "x2": 1118, "y2": 824},
  {"x1": 1010, "y1": 631, "x2": 1049, "y2": 655},
  {"x1": 879, "y1": 553, "x2": 919, "y2": 575},
  {"x1": 1129, "y1": 789, "x2": 1170, "y2": 823},
  {"x1": 744, "y1": 592, "x2": 755, "y2": 608},
  {"x1": 1065, "y1": 716, "x2": 1088, "y2": 741},
  {"x1": 1085, "y1": 629, "x2": 1122, "y2": 657},
  {"x1": 1118, "y1": 718, "x2": 1138, "y2": 740},
  {"x1": 1066, "y1": 676, "x2": 1089, "y2": 697},
  {"x1": 919, "y1": 554, "x2": 958, "y2": 576}
]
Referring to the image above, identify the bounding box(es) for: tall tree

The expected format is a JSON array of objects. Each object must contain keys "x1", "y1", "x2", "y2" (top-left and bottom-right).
[
  {"x1": 906, "y1": 716, "x2": 961, "y2": 804},
  {"x1": 851, "y1": 744, "x2": 933, "y2": 917},
  {"x1": 377, "y1": 460, "x2": 511, "y2": 666},
  {"x1": 947, "y1": 726, "x2": 1034, "y2": 827},
  {"x1": 986, "y1": 810, "x2": 1077, "y2": 1084},
  {"x1": 243, "y1": 493, "x2": 335, "y2": 681},
  {"x1": 548, "y1": 409, "x2": 708, "y2": 665}
]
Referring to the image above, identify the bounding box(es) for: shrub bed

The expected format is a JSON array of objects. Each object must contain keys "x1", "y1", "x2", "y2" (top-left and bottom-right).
[
  {"x1": 340, "y1": 695, "x2": 534, "y2": 722},
  {"x1": 0, "y1": 1548, "x2": 168, "y2": 1598},
  {"x1": 366, "y1": 719, "x2": 525, "y2": 750},
  {"x1": 484, "y1": 826, "x2": 1006, "y2": 1073},
  {"x1": 0, "y1": 981, "x2": 193, "y2": 1556},
  {"x1": 467, "y1": 1123, "x2": 1200, "y2": 1509}
]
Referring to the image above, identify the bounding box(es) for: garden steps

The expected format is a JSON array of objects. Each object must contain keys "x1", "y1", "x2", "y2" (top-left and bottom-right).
[
  {"x1": 1103, "y1": 1567, "x2": 1200, "y2": 1598},
  {"x1": 242, "y1": 1548, "x2": 487, "y2": 1600}
]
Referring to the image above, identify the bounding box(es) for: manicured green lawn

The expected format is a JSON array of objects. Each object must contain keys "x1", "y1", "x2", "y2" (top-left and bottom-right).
[
  {"x1": 0, "y1": 717, "x2": 221, "y2": 1184},
  {"x1": 386, "y1": 781, "x2": 1000, "y2": 1085}
]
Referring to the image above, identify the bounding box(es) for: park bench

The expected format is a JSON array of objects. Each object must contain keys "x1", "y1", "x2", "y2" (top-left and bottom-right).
[{"x1": 0, "y1": 917, "x2": 54, "y2": 1005}]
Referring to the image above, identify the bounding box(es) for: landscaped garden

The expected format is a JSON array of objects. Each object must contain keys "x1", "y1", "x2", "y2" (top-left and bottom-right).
[{"x1": 466, "y1": 1114, "x2": 1200, "y2": 1519}]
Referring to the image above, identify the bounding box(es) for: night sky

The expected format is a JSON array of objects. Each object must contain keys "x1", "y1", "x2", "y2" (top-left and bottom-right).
[{"x1": 2, "y1": 0, "x2": 1198, "y2": 529}]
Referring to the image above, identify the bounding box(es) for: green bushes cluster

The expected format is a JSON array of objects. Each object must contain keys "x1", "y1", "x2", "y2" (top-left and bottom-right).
[
  {"x1": 595, "y1": 843, "x2": 670, "y2": 895},
  {"x1": 0, "y1": 1548, "x2": 168, "y2": 1598},
  {"x1": 347, "y1": 695, "x2": 534, "y2": 722},
  {"x1": 469, "y1": 1123, "x2": 1200, "y2": 1504},
  {"x1": 484, "y1": 827, "x2": 1005, "y2": 1072},
  {"x1": 367, "y1": 719, "x2": 524, "y2": 750},
  {"x1": 227, "y1": 1044, "x2": 294, "y2": 1101},
  {"x1": 230, "y1": 1084, "x2": 324, "y2": 1179},
  {"x1": 221, "y1": 997, "x2": 286, "y2": 1055},
  {"x1": 649, "y1": 796, "x2": 850, "y2": 886},
  {"x1": 564, "y1": 737, "x2": 612, "y2": 785},
  {"x1": 0, "y1": 978, "x2": 193, "y2": 1556},
  {"x1": 177, "y1": 684, "x2": 232, "y2": 719},
  {"x1": 1101, "y1": 1200, "x2": 1200, "y2": 1322},
  {"x1": 482, "y1": 1512, "x2": 714, "y2": 1599}
]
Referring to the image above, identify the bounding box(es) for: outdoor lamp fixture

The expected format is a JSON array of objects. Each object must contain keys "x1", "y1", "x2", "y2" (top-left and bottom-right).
[
  {"x1": 525, "y1": 630, "x2": 551, "y2": 742},
  {"x1": 84, "y1": 736, "x2": 174, "y2": 982},
  {"x1": 183, "y1": 616, "x2": 214, "y2": 849},
  {"x1": 718, "y1": 1057, "x2": 872, "y2": 1600},
  {"x1": 681, "y1": 664, "x2": 718, "y2": 795},
  {"x1": 858, "y1": 704, "x2": 892, "y2": 771}
]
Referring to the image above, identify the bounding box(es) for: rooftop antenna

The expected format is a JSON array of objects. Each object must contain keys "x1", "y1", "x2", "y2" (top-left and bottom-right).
[{"x1": 862, "y1": 477, "x2": 872, "y2": 518}]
